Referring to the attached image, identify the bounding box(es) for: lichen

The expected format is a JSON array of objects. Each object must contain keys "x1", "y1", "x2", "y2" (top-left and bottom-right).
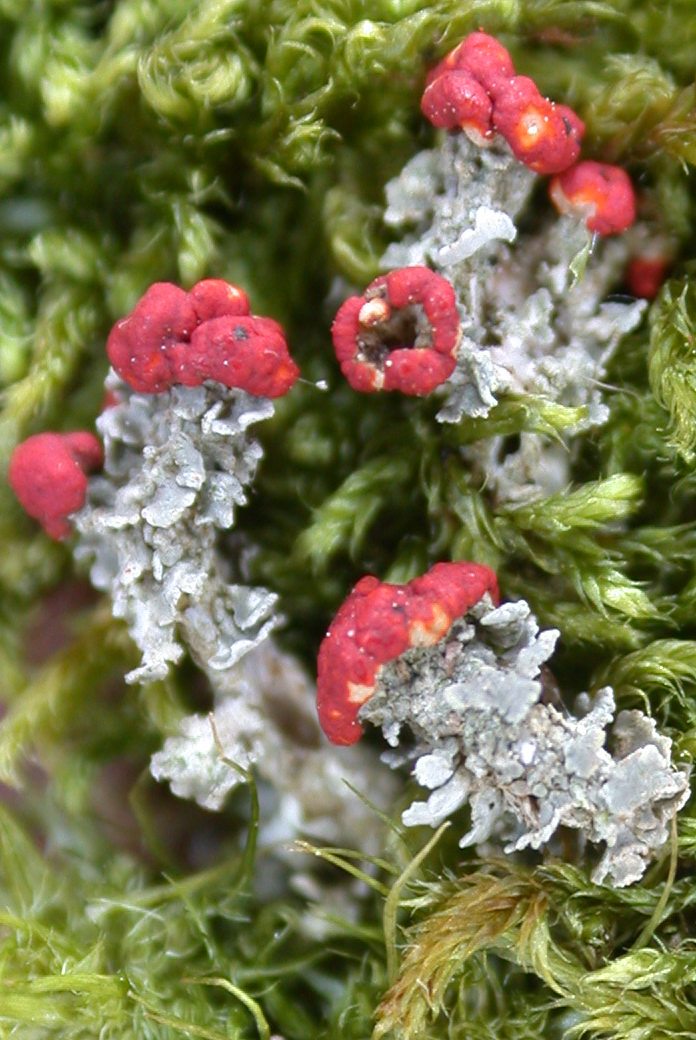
[
  {"x1": 381, "y1": 134, "x2": 647, "y2": 501},
  {"x1": 151, "y1": 638, "x2": 397, "y2": 852},
  {"x1": 359, "y1": 596, "x2": 690, "y2": 887},
  {"x1": 75, "y1": 373, "x2": 396, "y2": 853},
  {"x1": 74, "y1": 372, "x2": 279, "y2": 683}
]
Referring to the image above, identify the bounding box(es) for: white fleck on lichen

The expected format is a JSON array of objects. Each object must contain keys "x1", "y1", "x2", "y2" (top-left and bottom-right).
[
  {"x1": 381, "y1": 134, "x2": 647, "y2": 501},
  {"x1": 74, "y1": 372, "x2": 279, "y2": 683},
  {"x1": 358, "y1": 596, "x2": 689, "y2": 887}
]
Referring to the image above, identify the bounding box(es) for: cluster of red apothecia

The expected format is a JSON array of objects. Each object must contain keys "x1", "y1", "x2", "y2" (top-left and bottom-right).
[
  {"x1": 8, "y1": 279, "x2": 300, "y2": 541},
  {"x1": 329, "y1": 31, "x2": 665, "y2": 402},
  {"x1": 105, "y1": 279, "x2": 298, "y2": 398},
  {"x1": 422, "y1": 32, "x2": 583, "y2": 173},
  {"x1": 420, "y1": 31, "x2": 635, "y2": 231},
  {"x1": 8, "y1": 34, "x2": 665, "y2": 542}
]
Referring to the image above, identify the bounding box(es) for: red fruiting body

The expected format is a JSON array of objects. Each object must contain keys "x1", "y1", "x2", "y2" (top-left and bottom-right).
[
  {"x1": 383, "y1": 349, "x2": 456, "y2": 395},
  {"x1": 106, "y1": 279, "x2": 299, "y2": 397},
  {"x1": 549, "y1": 160, "x2": 636, "y2": 235},
  {"x1": 625, "y1": 255, "x2": 669, "y2": 299},
  {"x1": 420, "y1": 70, "x2": 493, "y2": 142},
  {"x1": 422, "y1": 33, "x2": 516, "y2": 141},
  {"x1": 8, "y1": 431, "x2": 104, "y2": 540},
  {"x1": 409, "y1": 562, "x2": 497, "y2": 624},
  {"x1": 106, "y1": 283, "x2": 197, "y2": 394},
  {"x1": 422, "y1": 33, "x2": 584, "y2": 173},
  {"x1": 188, "y1": 279, "x2": 250, "y2": 322},
  {"x1": 331, "y1": 266, "x2": 461, "y2": 396},
  {"x1": 383, "y1": 267, "x2": 460, "y2": 352},
  {"x1": 331, "y1": 297, "x2": 365, "y2": 365},
  {"x1": 425, "y1": 32, "x2": 515, "y2": 98},
  {"x1": 317, "y1": 561, "x2": 500, "y2": 745},
  {"x1": 492, "y1": 76, "x2": 584, "y2": 174},
  {"x1": 554, "y1": 103, "x2": 585, "y2": 152},
  {"x1": 168, "y1": 315, "x2": 300, "y2": 399},
  {"x1": 455, "y1": 31, "x2": 515, "y2": 97}
]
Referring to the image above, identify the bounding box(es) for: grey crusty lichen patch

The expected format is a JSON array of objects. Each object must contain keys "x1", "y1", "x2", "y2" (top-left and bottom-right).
[
  {"x1": 150, "y1": 639, "x2": 397, "y2": 852},
  {"x1": 75, "y1": 376, "x2": 396, "y2": 856},
  {"x1": 382, "y1": 135, "x2": 646, "y2": 502},
  {"x1": 74, "y1": 373, "x2": 279, "y2": 683},
  {"x1": 359, "y1": 596, "x2": 689, "y2": 887}
]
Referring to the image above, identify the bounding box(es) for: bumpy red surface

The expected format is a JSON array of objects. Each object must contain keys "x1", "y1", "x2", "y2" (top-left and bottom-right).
[
  {"x1": 106, "y1": 283, "x2": 196, "y2": 393},
  {"x1": 9, "y1": 431, "x2": 104, "y2": 540},
  {"x1": 549, "y1": 160, "x2": 636, "y2": 235},
  {"x1": 422, "y1": 32, "x2": 584, "y2": 175},
  {"x1": 168, "y1": 315, "x2": 299, "y2": 398},
  {"x1": 420, "y1": 69, "x2": 493, "y2": 140},
  {"x1": 317, "y1": 562, "x2": 500, "y2": 745},
  {"x1": 455, "y1": 32, "x2": 516, "y2": 96},
  {"x1": 188, "y1": 279, "x2": 250, "y2": 323},
  {"x1": 106, "y1": 279, "x2": 299, "y2": 397},
  {"x1": 331, "y1": 266, "x2": 460, "y2": 395},
  {"x1": 382, "y1": 349, "x2": 456, "y2": 395},
  {"x1": 424, "y1": 32, "x2": 515, "y2": 99},
  {"x1": 492, "y1": 76, "x2": 584, "y2": 174}
]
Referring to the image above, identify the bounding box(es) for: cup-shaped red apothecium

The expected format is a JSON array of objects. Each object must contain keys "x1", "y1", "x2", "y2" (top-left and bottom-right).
[{"x1": 331, "y1": 266, "x2": 461, "y2": 396}]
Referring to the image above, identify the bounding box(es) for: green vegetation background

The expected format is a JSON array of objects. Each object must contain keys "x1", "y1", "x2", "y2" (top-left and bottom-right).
[{"x1": 2, "y1": 0, "x2": 696, "y2": 1036}]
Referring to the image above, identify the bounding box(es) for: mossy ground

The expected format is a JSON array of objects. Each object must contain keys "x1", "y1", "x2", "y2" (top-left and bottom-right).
[{"x1": 2, "y1": 1, "x2": 696, "y2": 1037}]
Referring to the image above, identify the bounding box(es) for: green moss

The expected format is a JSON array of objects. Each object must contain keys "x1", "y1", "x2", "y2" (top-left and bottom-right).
[
  {"x1": 649, "y1": 277, "x2": 696, "y2": 461},
  {"x1": 3, "y1": 0, "x2": 696, "y2": 1037}
]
